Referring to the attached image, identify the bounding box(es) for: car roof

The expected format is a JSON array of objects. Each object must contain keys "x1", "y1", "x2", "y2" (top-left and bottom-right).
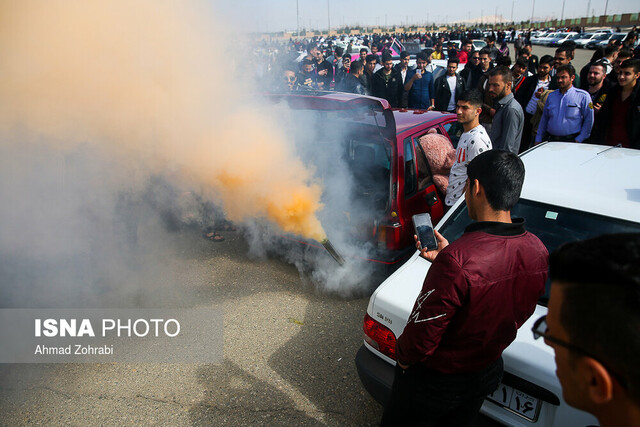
[
  {"x1": 520, "y1": 142, "x2": 640, "y2": 223},
  {"x1": 392, "y1": 110, "x2": 455, "y2": 134}
]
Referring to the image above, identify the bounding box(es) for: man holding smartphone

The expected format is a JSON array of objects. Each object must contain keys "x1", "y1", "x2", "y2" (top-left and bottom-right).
[{"x1": 382, "y1": 150, "x2": 548, "y2": 426}]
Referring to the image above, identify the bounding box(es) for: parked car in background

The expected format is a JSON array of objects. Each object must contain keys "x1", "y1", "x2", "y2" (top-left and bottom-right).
[
  {"x1": 584, "y1": 33, "x2": 611, "y2": 48},
  {"x1": 546, "y1": 32, "x2": 580, "y2": 47},
  {"x1": 530, "y1": 31, "x2": 554, "y2": 45},
  {"x1": 265, "y1": 92, "x2": 460, "y2": 271},
  {"x1": 574, "y1": 33, "x2": 599, "y2": 48},
  {"x1": 356, "y1": 142, "x2": 640, "y2": 426},
  {"x1": 472, "y1": 39, "x2": 487, "y2": 50},
  {"x1": 595, "y1": 32, "x2": 626, "y2": 48}
]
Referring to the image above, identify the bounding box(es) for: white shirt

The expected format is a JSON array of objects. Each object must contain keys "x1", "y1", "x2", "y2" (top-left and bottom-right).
[
  {"x1": 526, "y1": 79, "x2": 550, "y2": 115},
  {"x1": 447, "y1": 75, "x2": 457, "y2": 111},
  {"x1": 445, "y1": 125, "x2": 492, "y2": 207}
]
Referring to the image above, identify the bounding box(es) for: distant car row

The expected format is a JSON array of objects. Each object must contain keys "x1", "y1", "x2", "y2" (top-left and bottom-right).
[{"x1": 530, "y1": 29, "x2": 631, "y2": 49}]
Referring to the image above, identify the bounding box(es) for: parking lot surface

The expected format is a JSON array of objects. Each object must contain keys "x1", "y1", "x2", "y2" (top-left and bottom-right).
[{"x1": 0, "y1": 229, "x2": 383, "y2": 426}]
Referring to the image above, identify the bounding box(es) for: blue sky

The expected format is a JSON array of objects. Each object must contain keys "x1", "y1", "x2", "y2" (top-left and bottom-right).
[{"x1": 213, "y1": 0, "x2": 639, "y2": 32}]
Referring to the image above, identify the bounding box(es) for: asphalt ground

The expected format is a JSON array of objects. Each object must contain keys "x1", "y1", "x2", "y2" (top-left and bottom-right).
[{"x1": 0, "y1": 228, "x2": 383, "y2": 426}]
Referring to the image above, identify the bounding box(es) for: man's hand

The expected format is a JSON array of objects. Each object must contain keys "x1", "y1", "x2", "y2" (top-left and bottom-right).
[
  {"x1": 535, "y1": 86, "x2": 544, "y2": 98},
  {"x1": 414, "y1": 72, "x2": 422, "y2": 80},
  {"x1": 415, "y1": 229, "x2": 449, "y2": 261},
  {"x1": 319, "y1": 69, "x2": 328, "y2": 76}
]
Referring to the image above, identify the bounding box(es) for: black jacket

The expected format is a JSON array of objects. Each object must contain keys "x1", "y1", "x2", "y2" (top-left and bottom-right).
[
  {"x1": 592, "y1": 82, "x2": 640, "y2": 148},
  {"x1": 515, "y1": 75, "x2": 547, "y2": 113},
  {"x1": 359, "y1": 71, "x2": 373, "y2": 95},
  {"x1": 371, "y1": 68, "x2": 404, "y2": 107},
  {"x1": 433, "y1": 73, "x2": 466, "y2": 112},
  {"x1": 344, "y1": 73, "x2": 367, "y2": 95}
]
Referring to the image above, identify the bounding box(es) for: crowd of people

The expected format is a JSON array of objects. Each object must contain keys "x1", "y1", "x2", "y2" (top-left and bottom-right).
[
  {"x1": 271, "y1": 27, "x2": 640, "y2": 151},
  {"x1": 257, "y1": 28, "x2": 640, "y2": 427}
]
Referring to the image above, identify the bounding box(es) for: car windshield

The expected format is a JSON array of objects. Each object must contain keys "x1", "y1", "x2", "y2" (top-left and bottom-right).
[{"x1": 438, "y1": 199, "x2": 640, "y2": 305}]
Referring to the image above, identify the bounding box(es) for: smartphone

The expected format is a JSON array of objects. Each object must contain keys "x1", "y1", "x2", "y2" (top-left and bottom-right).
[
  {"x1": 412, "y1": 213, "x2": 438, "y2": 251},
  {"x1": 416, "y1": 69, "x2": 422, "y2": 76}
]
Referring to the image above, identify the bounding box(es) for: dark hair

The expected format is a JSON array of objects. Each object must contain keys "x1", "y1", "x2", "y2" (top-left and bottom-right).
[
  {"x1": 589, "y1": 60, "x2": 607, "y2": 74},
  {"x1": 549, "y1": 233, "x2": 640, "y2": 403},
  {"x1": 556, "y1": 63, "x2": 576, "y2": 78},
  {"x1": 365, "y1": 54, "x2": 378, "y2": 64},
  {"x1": 539, "y1": 54, "x2": 555, "y2": 66},
  {"x1": 334, "y1": 46, "x2": 344, "y2": 57},
  {"x1": 416, "y1": 52, "x2": 429, "y2": 62},
  {"x1": 400, "y1": 51, "x2": 411, "y2": 59},
  {"x1": 618, "y1": 48, "x2": 633, "y2": 60},
  {"x1": 360, "y1": 47, "x2": 368, "y2": 54},
  {"x1": 302, "y1": 58, "x2": 314, "y2": 66},
  {"x1": 621, "y1": 58, "x2": 640, "y2": 74},
  {"x1": 555, "y1": 46, "x2": 574, "y2": 60},
  {"x1": 457, "y1": 88, "x2": 483, "y2": 109},
  {"x1": 350, "y1": 61, "x2": 363, "y2": 73},
  {"x1": 604, "y1": 45, "x2": 618, "y2": 57},
  {"x1": 496, "y1": 56, "x2": 512, "y2": 67},
  {"x1": 590, "y1": 47, "x2": 605, "y2": 62},
  {"x1": 447, "y1": 56, "x2": 460, "y2": 65},
  {"x1": 514, "y1": 57, "x2": 529, "y2": 69},
  {"x1": 466, "y1": 150, "x2": 525, "y2": 211},
  {"x1": 488, "y1": 65, "x2": 512, "y2": 84},
  {"x1": 479, "y1": 47, "x2": 491, "y2": 57},
  {"x1": 342, "y1": 53, "x2": 351, "y2": 61},
  {"x1": 560, "y1": 40, "x2": 576, "y2": 51},
  {"x1": 518, "y1": 47, "x2": 529, "y2": 57},
  {"x1": 381, "y1": 52, "x2": 393, "y2": 63}
]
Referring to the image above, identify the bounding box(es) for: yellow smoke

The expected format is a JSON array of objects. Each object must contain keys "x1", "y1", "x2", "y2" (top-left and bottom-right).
[{"x1": 0, "y1": 0, "x2": 326, "y2": 241}]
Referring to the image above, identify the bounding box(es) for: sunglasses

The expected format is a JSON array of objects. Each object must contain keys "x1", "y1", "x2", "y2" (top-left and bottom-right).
[
  {"x1": 532, "y1": 315, "x2": 629, "y2": 390},
  {"x1": 284, "y1": 76, "x2": 296, "y2": 82}
]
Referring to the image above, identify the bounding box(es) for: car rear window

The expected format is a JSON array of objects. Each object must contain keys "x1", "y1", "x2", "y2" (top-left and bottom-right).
[{"x1": 438, "y1": 199, "x2": 640, "y2": 305}]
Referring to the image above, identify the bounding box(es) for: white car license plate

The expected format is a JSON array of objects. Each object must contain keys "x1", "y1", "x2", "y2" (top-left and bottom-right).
[{"x1": 487, "y1": 383, "x2": 541, "y2": 422}]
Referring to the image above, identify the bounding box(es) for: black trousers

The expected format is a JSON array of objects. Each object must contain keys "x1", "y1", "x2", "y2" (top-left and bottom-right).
[{"x1": 381, "y1": 358, "x2": 503, "y2": 427}]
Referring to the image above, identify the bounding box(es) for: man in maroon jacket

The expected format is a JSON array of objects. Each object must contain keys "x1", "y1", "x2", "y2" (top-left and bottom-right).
[{"x1": 381, "y1": 150, "x2": 548, "y2": 426}]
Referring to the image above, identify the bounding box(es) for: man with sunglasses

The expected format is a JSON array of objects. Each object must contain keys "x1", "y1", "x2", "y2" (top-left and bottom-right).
[
  {"x1": 534, "y1": 234, "x2": 640, "y2": 427},
  {"x1": 382, "y1": 150, "x2": 548, "y2": 426}
]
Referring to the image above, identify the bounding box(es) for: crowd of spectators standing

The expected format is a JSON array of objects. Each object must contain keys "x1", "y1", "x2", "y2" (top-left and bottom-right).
[{"x1": 266, "y1": 26, "x2": 640, "y2": 150}]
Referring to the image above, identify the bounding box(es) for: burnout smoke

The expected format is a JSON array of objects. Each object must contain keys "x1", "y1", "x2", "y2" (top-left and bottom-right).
[{"x1": 0, "y1": 1, "x2": 377, "y2": 299}]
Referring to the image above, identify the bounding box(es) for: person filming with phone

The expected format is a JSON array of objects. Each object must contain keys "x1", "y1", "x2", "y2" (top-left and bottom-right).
[{"x1": 381, "y1": 150, "x2": 549, "y2": 426}]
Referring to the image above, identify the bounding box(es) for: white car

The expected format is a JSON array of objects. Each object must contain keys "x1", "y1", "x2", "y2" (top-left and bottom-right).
[
  {"x1": 574, "y1": 33, "x2": 598, "y2": 48},
  {"x1": 530, "y1": 31, "x2": 553, "y2": 45},
  {"x1": 472, "y1": 39, "x2": 487, "y2": 50},
  {"x1": 356, "y1": 142, "x2": 640, "y2": 426}
]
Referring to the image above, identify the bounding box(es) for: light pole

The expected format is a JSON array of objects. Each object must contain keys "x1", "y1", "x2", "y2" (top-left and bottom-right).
[
  {"x1": 296, "y1": 0, "x2": 299, "y2": 37},
  {"x1": 531, "y1": 0, "x2": 535, "y2": 24},
  {"x1": 604, "y1": 0, "x2": 609, "y2": 16},
  {"x1": 560, "y1": 0, "x2": 566, "y2": 21},
  {"x1": 327, "y1": 0, "x2": 330, "y2": 34},
  {"x1": 511, "y1": 0, "x2": 515, "y2": 23}
]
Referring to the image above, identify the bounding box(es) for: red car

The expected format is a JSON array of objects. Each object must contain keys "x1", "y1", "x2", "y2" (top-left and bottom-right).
[{"x1": 265, "y1": 92, "x2": 460, "y2": 272}]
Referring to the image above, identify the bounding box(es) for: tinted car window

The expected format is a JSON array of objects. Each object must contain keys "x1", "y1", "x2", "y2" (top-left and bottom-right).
[
  {"x1": 442, "y1": 122, "x2": 463, "y2": 149},
  {"x1": 403, "y1": 137, "x2": 417, "y2": 196},
  {"x1": 438, "y1": 199, "x2": 640, "y2": 305}
]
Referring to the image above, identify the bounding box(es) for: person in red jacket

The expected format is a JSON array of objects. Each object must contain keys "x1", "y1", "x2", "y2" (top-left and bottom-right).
[{"x1": 381, "y1": 150, "x2": 548, "y2": 427}]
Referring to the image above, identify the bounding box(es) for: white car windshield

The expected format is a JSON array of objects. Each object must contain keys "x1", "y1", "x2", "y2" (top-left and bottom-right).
[{"x1": 438, "y1": 199, "x2": 640, "y2": 304}]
